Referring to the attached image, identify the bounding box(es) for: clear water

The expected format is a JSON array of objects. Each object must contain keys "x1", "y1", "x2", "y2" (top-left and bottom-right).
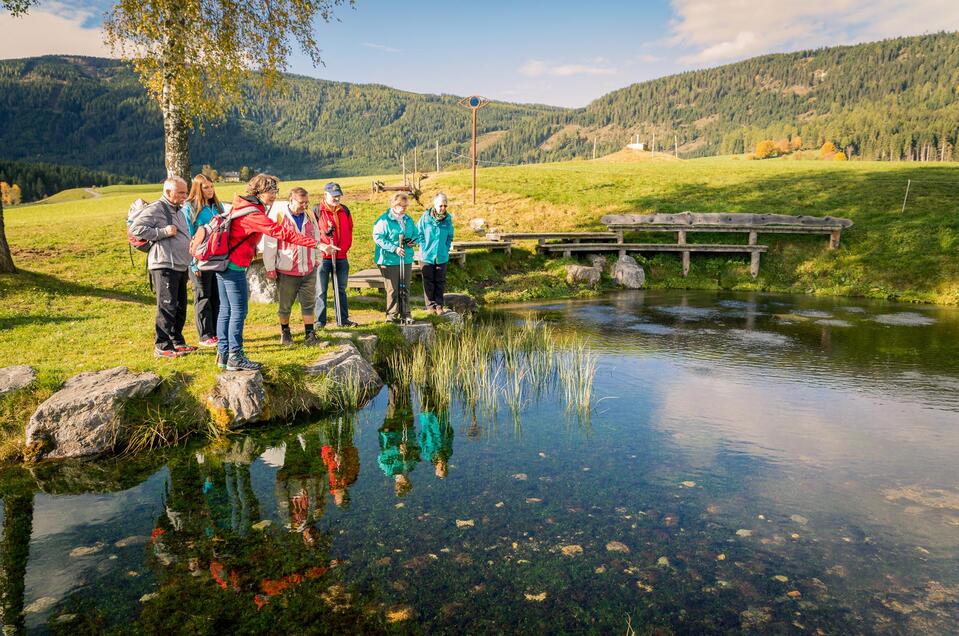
[{"x1": 3, "y1": 290, "x2": 959, "y2": 634}]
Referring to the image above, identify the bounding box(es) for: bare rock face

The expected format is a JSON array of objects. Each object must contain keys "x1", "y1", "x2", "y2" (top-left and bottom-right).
[
  {"x1": 207, "y1": 371, "x2": 267, "y2": 429},
  {"x1": 399, "y1": 323, "x2": 436, "y2": 347},
  {"x1": 25, "y1": 367, "x2": 161, "y2": 460},
  {"x1": 443, "y1": 293, "x2": 477, "y2": 315},
  {"x1": 612, "y1": 255, "x2": 646, "y2": 289},
  {"x1": 565, "y1": 264, "x2": 601, "y2": 286},
  {"x1": 305, "y1": 343, "x2": 383, "y2": 392},
  {"x1": 469, "y1": 218, "x2": 487, "y2": 235},
  {"x1": 247, "y1": 260, "x2": 278, "y2": 304},
  {"x1": 0, "y1": 365, "x2": 37, "y2": 397}
]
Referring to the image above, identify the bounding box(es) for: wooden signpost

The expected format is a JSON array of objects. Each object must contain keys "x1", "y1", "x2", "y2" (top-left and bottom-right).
[{"x1": 458, "y1": 95, "x2": 490, "y2": 204}]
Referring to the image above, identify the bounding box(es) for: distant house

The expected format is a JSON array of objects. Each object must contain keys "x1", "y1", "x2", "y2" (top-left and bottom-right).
[
  {"x1": 222, "y1": 171, "x2": 241, "y2": 182},
  {"x1": 626, "y1": 142, "x2": 646, "y2": 151}
]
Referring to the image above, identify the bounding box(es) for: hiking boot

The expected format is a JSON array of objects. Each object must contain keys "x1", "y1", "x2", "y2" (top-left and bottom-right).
[
  {"x1": 226, "y1": 353, "x2": 262, "y2": 372},
  {"x1": 198, "y1": 337, "x2": 218, "y2": 348},
  {"x1": 280, "y1": 331, "x2": 293, "y2": 346},
  {"x1": 216, "y1": 351, "x2": 228, "y2": 370},
  {"x1": 340, "y1": 320, "x2": 360, "y2": 328},
  {"x1": 174, "y1": 344, "x2": 197, "y2": 354},
  {"x1": 402, "y1": 317, "x2": 415, "y2": 325},
  {"x1": 384, "y1": 316, "x2": 399, "y2": 324},
  {"x1": 304, "y1": 331, "x2": 322, "y2": 346},
  {"x1": 155, "y1": 347, "x2": 183, "y2": 359}
]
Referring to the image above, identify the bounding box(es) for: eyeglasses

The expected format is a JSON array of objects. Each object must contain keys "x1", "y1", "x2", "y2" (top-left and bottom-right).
[{"x1": 438, "y1": 205, "x2": 448, "y2": 208}]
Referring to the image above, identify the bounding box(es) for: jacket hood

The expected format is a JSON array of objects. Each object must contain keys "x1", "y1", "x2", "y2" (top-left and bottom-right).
[{"x1": 231, "y1": 193, "x2": 264, "y2": 214}]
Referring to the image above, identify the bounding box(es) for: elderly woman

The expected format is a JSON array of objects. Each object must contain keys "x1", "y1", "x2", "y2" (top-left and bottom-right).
[
  {"x1": 373, "y1": 192, "x2": 419, "y2": 324},
  {"x1": 417, "y1": 192, "x2": 454, "y2": 314},
  {"x1": 216, "y1": 174, "x2": 319, "y2": 371}
]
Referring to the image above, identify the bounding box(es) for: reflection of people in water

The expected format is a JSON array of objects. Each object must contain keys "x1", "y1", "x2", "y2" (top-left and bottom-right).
[
  {"x1": 321, "y1": 417, "x2": 360, "y2": 509},
  {"x1": 419, "y1": 394, "x2": 454, "y2": 479},
  {"x1": 275, "y1": 433, "x2": 328, "y2": 547},
  {"x1": 378, "y1": 384, "x2": 421, "y2": 496}
]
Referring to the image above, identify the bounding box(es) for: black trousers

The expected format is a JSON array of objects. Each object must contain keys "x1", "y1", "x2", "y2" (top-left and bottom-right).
[
  {"x1": 421, "y1": 263, "x2": 448, "y2": 309},
  {"x1": 152, "y1": 268, "x2": 188, "y2": 351},
  {"x1": 190, "y1": 269, "x2": 220, "y2": 340}
]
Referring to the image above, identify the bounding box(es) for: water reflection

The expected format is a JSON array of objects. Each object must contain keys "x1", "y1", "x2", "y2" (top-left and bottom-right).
[{"x1": 3, "y1": 290, "x2": 959, "y2": 633}]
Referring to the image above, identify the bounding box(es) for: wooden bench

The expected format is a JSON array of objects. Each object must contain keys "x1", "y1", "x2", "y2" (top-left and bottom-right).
[
  {"x1": 603, "y1": 212, "x2": 853, "y2": 249},
  {"x1": 452, "y1": 240, "x2": 513, "y2": 255},
  {"x1": 485, "y1": 232, "x2": 619, "y2": 245},
  {"x1": 346, "y1": 250, "x2": 466, "y2": 290},
  {"x1": 537, "y1": 242, "x2": 769, "y2": 277}
]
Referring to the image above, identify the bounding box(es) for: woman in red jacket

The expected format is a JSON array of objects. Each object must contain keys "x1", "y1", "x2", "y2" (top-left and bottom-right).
[{"x1": 216, "y1": 174, "x2": 318, "y2": 371}]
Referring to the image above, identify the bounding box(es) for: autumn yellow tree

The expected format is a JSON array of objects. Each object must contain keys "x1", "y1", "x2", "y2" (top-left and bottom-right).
[
  {"x1": 755, "y1": 140, "x2": 778, "y2": 159},
  {"x1": 820, "y1": 141, "x2": 838, "y2": 158},
  {"x1": 775, "y1": 138, "x2": 791, "y2": 155},
  {"x1": 791, "y1": 136, "x2": 803, "y2": 151},
  {"x1": 833, "y1": 152, "x2": 848, "y2": 161}
]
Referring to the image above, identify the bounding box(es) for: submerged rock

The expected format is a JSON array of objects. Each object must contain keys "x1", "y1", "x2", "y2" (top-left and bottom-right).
[
  {"x1": 455, "y1": 519, "x2": 475, "y2": 528},
  {"x1": 0, "y1": 364, "x2": 36, "y2": 397},
  {"x1": 873, "y1": 312, "x2": 936, "y2": 326},
  {"x1": 524, "y1": 591, "x2": 547, "y2": 602},
  {"x1": 736, "y1": 529, "x2": 753, "y2": 538},
  {"x1": 25, "y1": 366, "x2": 161, "y2": 460},
  {"x1": 611, "y1": 255, "x2": 645, "y2": 289},
  {"x1": 565, "y1": 264, "x2": 601, "y2": 286},
  {"x1": 560, "y1": 544, "x2": 584, "y2": 556},
  {"x1": 606, "y1": 541, "x2": 630, "y2": 553},
  {"x1": 386, "y1": 605, "x2": 413, "y2": 622},
  {"x1": 115, "y1": 535, "x2": 150, "y2": 548},
  {"x1": 24, "y1": 596, "x2": 58, "y2": 614},
  {"x1": 206, "y1": 370, "x2": 267, "y2": 429}
]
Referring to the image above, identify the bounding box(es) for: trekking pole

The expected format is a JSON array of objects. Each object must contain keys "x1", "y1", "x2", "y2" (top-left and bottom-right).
[
  {"x1": 330, "y1": 238, "x2": 344, "y2": 327},
  {"x1": 398, "y1": 231, "x2": 410, "y2": 321}
]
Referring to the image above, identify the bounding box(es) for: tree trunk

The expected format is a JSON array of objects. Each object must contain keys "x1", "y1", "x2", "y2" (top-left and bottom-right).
[
  {"x1": 1, "y1": 494, "x2": 34, "y2": 633},
  {"x1": 0, "y1": 198, "x2": 17, "y2": 274},
  {"x1": 162, "y1": 78, "x2": 191, "y2": 181}
]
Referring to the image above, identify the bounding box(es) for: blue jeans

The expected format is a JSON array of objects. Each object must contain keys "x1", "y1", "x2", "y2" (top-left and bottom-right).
[
  {"x1": 316, "y1": 258, "x2": 350, "y2": 326},
  {"x1": 216, "y1": 267, "x2": 248, "y2": 357}
]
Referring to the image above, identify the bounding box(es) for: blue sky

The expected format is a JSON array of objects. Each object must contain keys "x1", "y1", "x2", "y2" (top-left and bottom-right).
[{"x1": 2, "y1": 0, "x2": 958, "y2": 107}]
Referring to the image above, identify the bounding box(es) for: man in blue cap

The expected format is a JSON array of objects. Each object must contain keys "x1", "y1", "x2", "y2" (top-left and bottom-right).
[{"x1": 314, "y1": 182, "x2": 357, "y2": 327}]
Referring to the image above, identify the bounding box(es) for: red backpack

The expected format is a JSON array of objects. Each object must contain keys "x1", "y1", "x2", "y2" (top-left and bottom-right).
[{"x1": 189, "y1": 206, "x2": 256, "y2": 272}]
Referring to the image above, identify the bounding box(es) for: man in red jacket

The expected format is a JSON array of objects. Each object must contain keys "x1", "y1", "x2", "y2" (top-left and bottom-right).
[{"x1": 314, "y1": 182, "x2": 357, "y2": 327}]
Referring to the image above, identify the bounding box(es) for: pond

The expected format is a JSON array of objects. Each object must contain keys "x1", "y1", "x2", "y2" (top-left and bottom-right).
[{"x1": 2, "y1": 290, "x2": 959, "y2": 634}]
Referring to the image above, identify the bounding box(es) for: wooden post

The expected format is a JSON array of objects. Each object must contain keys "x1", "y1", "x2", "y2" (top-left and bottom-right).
[
  {"x1": 471, "y1": 108, "x2": 477, "y2": 204},
  {"x1": 616, "y1": 229, "x2": 624, "y2": 244},
  {"x1": 682, "y1": 251, "x2": 690, "y2": 276},
  {"x1": 413, "y1": 145, "x2": 417, "y2": 177},
  {"x1": 592, "y1": 137, "x2": 597, "y2": 160},
  {"x1": 748, "y1": 230, "x2": 757, "y2": 246},
  {"x1": 829, "y1": 229, "x2": 840, "y2": 249},
  {"x1": 402, "y1": 155, "x2": 407, "y2": 186},
  {"x1": 750, "y1": 251, "x2": 761, "y2": 278},
  {"x1": 677, "y1": 230, "x2": 687, "y2": 245},
  {"x1": 436, "y1": 140, "x2": 440, "y2": 173},
  {"x1": 563, "y1": 249, "x2": 572, "y2": 259}
]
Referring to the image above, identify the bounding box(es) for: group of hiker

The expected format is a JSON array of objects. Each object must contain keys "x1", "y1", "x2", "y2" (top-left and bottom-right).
[{"x1": 129, "y1": 173, "x2": 454, "y2": 372}]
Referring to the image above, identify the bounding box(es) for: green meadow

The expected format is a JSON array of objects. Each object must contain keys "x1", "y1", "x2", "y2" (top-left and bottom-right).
[{"x1": 2, "y1": 156, "x2": 959, "y2": 457}]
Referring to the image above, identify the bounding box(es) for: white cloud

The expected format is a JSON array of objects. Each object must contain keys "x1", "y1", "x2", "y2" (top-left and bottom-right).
[
  {"x1": 668, "y1": 0, "x2": 959, "y2": 66},
  {"x1": 361, "y1": 42, "x2": 401, "y2": 53},
  {"x1": 0, "y1": 3, "x2": 111, "y2": 58},
  {"x1": 519, "y1": 59, "x2": 617, "y2": 78}
]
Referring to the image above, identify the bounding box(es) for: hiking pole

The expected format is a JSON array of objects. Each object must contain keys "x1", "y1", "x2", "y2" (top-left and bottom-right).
[
  {"x1": 330, "y1": 237, "x2": 344, "y2": 327},
  {"x1": 398, "y1": 231, "x2": 410, "y2": 322}
]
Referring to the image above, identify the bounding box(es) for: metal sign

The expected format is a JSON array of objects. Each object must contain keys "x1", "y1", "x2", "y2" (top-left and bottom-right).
[{"x1": 458, "y1": 95, "x2": 490, "y2": 204}]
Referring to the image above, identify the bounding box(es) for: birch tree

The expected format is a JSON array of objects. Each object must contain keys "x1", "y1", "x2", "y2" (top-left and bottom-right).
[{"x1": 104, "y1": 0, "x2": 353, "y2": 180}]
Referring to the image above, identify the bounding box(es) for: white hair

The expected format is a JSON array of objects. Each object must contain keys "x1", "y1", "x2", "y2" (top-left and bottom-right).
[
  {"x1": 163, "y1": 176, "x2": 187, "y2": 191},
  {"x1": 433, "y1": 192, "x2": 448, "y2": 207}
]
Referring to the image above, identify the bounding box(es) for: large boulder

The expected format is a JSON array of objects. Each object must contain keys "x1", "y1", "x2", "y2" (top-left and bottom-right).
[
  {"x1": 247, "y1": 260, "x2": 278, "y2": 304},
  {"x1": 399, "y1": 323, "x2": 436, "y2": 347},
  {"x1": 25, "y1": 367, "x2": 161, "y2": 460},
  {"x1": 588, "y1": 254, "x2": 608, "y2": 272},
  {"x1": 0, "y1": 365, "x2": 37, "y2": 397},
  {"x1": 565, "y1": 264, "x2": 601, "y2": 286},
  {"x1": 324, "y1": 332, "x2": 379, "y2": 360},
  {"x1": 207, "y1": 371, "x2": 267, "y2": 429},
  {"x1": 469, "y1": 218, "x2": 487, "y2": 235},
  {"x1": 305, "y1": 343, "x2": 383, "y2": 392},
  {"x1": 443, "y1": 293, "x2": 477, "y2": 315},
  {"x1": 612, "y1": 255, "x2": 646, "y2": 289}
]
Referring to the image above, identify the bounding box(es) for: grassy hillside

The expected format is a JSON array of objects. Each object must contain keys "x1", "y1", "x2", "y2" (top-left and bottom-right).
[{"x1": 2, "y1": 157, "x2": 959, "y2": 458}]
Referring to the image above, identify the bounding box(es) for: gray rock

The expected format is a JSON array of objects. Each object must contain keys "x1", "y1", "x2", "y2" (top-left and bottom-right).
[
  {"x1": 0, "y1": 364, "x2": 37, "y2": 397},
  {"x1": 440, "y1": 310, "x2": 463, "y2": 326},
  {"x1": 588, "y1": 255, "x2": 608, "y2": 272},
  {"x1": 25, "y1": 367, "x2": 161, "y2": 460},
  {"x1": 443, "y1": 293, "x2": 478, "y2": 314},
  {"x1": 207, "y1": 371, "x2": 267, "y2": 429},
  {"x1": 565, "y1": 264, "x2": 601, "y2": 286},
  {"x1": 469, "y1": 218, "x2": 487, "y2": 235},
  {"x1": 399, "y1": 323, "x2": 436, "y2": 346},
  {"x1": 305, "y1": 343, "x2": 383, "y2": 392},
  {"x1": 611, "y1": 255, "x2": 646, "y2": 289},
  {"x1": 325, "y1": 332, "x2": 378, "y2": 360},
  {"x1": 247, "y1": 260, "x2": 278, "y2": 304}
]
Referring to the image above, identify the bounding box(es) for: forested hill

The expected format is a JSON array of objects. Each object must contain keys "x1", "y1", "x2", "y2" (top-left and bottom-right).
[
  {"x1": 0, "y1": 56, "x2": 559, "y2": 182},
  {"x1": 504, "y1": 31, "x2": 959, "y2": 163},
  {"x1": 1, "y1": 32, "x2": 958, "y2": 186}
]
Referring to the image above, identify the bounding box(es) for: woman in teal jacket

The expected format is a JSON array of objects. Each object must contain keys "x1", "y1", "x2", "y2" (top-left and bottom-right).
[
  {"x1": 182, "y1": 174, "x2": 223, "y2": 346},
  {"x1": 373, "y1": 192, "x2": 419, "y2": 323},
  {"x1": 417, "y1": 192, "x2": 454, "y2": 314}
]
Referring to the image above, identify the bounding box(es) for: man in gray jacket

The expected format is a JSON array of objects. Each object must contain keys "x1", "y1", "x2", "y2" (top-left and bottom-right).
[{"x1": 129, "y1": 177, "x2": 194, "y2": 358}]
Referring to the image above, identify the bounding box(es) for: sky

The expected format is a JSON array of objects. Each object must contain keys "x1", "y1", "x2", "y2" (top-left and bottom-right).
[{"x1": 2, "y1": 0, "x2": 959, "y2": 107}]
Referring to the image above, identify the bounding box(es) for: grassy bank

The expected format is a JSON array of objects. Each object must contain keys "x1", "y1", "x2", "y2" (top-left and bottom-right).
[{"x1": 2, "y1": 157, "x2": 958, "y2": 459}]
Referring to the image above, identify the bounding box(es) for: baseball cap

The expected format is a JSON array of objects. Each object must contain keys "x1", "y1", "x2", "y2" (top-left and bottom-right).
[{"x1": 324, "y1": 182, "x2": 343, "y2": 197}]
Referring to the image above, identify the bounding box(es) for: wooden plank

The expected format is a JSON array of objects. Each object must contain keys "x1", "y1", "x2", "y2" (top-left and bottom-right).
[
  {"x1": 486, "y1": 231, "x2": 618, "y2": 242},
  {"x1": 537, "y1": 242, "x2": 768, "y2": 253},
  {"x1": 452, "y1": 241, "x2": 512, "y2": 250},
  {"x1": 602, "y1": 212, "x2": 853, "y2": 228},
  {"x1": 606, "y1": 224, "x2": 845, "y2": 234}
]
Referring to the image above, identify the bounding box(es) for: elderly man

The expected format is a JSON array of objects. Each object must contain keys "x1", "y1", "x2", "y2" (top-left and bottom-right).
[
  {"x1": 314, "y1": 182, "x2": 357, "y2": 328},
  {"x1": 130, "y1": 177, "x2": 194, "y2": 358}
]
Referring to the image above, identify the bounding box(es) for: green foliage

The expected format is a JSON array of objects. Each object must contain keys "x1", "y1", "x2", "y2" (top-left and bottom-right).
[{"x1": 0, "y1": 159, "x2": 140, "y2": 203}]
